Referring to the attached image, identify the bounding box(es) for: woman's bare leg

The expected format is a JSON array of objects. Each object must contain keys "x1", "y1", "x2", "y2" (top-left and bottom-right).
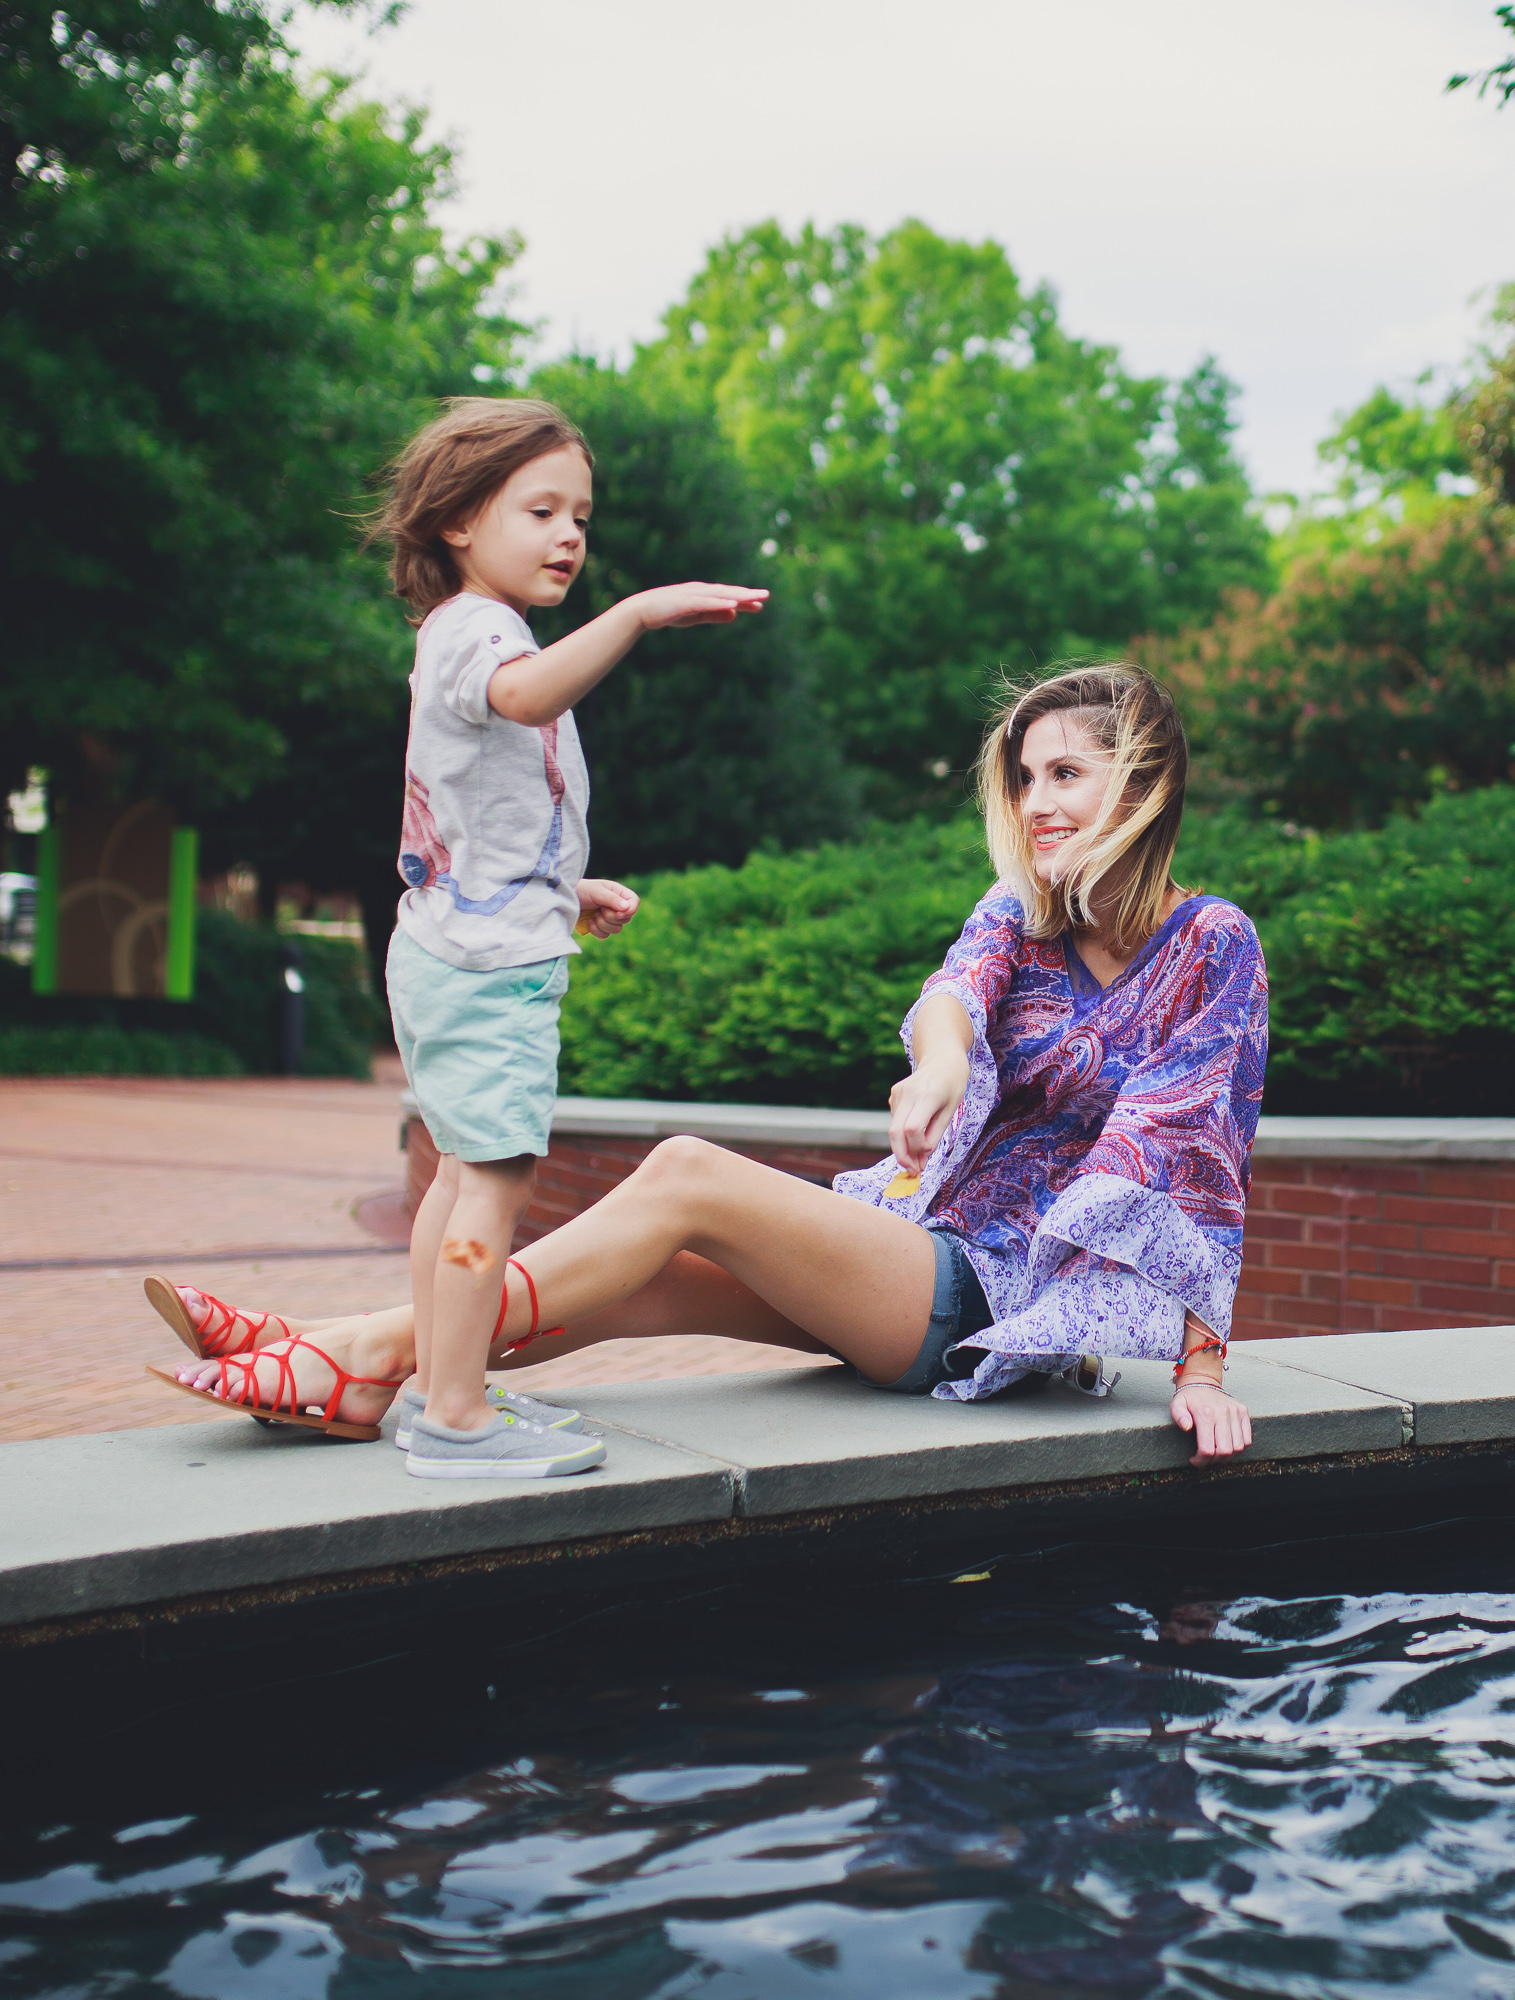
[
  {"x1": 491, "y1": 1246, "x2": 829, "y2": 1372},
  {"x1": 173, "y1": 1141, "x2": 937, "y2": 1415},
  {"x1": 494, "y1": 1138, "x2": 936, "y2": 1380}
]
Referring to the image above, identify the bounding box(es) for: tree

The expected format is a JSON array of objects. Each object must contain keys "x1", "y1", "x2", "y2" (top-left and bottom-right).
[
  {"x1": 1455, "y1": 286, "x2": 1515, "y2": 507},
  {"x1": 2, "y1": 12, "x2": 527, "y2": 981},
  {"x1": 636, "y1": 219, "x2": 1270, "y2": 814},
  {"x1": 1141, "y1": 514, "x2": 1515, "y2": 827},
  {"x1": 526, "y1": 360, "x2": 857, "y2": 877},
  {"x1": 1449, "y1": 4, "x2": 1515, "y2": 108}
]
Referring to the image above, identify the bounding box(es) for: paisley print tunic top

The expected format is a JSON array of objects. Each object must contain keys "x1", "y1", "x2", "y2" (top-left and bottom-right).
[{"x1": 833, "y1": 889, "x2": 1268, "y2": 1400}]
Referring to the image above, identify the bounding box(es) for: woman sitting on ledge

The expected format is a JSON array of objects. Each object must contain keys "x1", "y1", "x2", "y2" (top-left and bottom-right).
[{"x1": 159, "y1": 664, "x2": 1266, "y2": 1466}]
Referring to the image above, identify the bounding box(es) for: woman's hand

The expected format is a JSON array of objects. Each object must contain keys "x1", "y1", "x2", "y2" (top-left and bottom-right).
[
  {"x1": 1170, "y1": 1381, "x2": 1252, "y2": 1467},
  {"x1": 889, "y1": 992, "x2": 974, "y2": 1176},
  {"x1": 889, "y1": 1051, "x2": 970, "y2": 1176},
  {"x1": 576, "y1": 878, "x2": 639, "y2": 939}
]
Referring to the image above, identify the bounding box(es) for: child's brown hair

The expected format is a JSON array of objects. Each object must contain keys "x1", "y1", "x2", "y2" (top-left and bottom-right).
[{"x1": 368, "y1": 397, "x2": 592, "y2": 619}]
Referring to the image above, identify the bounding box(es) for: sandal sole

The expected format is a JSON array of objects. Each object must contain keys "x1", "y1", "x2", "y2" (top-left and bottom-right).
[
  {"x1": 145, "y1": 1365, "x2": 382, "y2": 1442},
  {"x1": 143, "y1": 1276, "x2": 208, "y2": 1359}
]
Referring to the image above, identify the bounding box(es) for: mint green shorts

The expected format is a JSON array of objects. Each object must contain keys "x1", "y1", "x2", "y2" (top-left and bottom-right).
[{"x1": 386, "y1": 928, "x2": 569, "y2": 1162}]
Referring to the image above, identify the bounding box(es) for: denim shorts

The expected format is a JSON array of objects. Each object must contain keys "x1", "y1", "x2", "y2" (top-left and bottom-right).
[
  {"x1": 854, "y1": 1229, "x2": 995, "y2": 1395},
  {"x1": 386, "y1": 927, "x2": 568, "y2": 1162}
]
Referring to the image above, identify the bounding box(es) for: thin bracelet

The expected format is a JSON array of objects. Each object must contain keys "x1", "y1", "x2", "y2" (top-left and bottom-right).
[{"x1": 1172, "y1": 1329, "x2": 1229, "y2": 1388}]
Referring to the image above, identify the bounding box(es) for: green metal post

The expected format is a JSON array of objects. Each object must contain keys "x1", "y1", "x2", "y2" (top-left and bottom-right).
[
  {"x1": 164, "y1": 825, "x2": 198, "y2": 1000},
  {"x1": 30, "y1": 822, "x2": 60, "y2": 995}
]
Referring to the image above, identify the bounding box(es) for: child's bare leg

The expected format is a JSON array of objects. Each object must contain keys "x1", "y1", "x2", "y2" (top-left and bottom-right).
[
  {"x1": 409, "y1": 1152, "x2": 461, "y2": 1396},
  {"x1": 427, "y1": 1156, "x2": 535, "y2": 1431}
]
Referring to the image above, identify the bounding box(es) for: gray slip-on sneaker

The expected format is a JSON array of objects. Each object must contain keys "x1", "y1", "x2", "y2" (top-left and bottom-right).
[
  {"x1": 405, "y1": 1410, "x2": 606, "y2": 1481},
  {"x1": 394, "y1": 1381, "x2": 584, "y2": 1451}
]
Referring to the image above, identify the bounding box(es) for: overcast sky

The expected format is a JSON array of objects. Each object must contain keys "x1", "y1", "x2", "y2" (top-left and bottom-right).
[{"x1": 293, "y1": 0, "x2": 1512, "y2": 497}]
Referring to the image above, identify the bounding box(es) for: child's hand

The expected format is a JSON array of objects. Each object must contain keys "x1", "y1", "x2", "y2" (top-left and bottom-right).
[
  {"x1": 575, "y1": 879, "x2": 639, "y2": 939},
  {"x1": 631, "y1": 583, "x2": 768, "y2": 632}
]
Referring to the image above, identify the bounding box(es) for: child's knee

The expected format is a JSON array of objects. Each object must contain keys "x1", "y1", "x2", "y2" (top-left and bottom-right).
[{"x1": 455, "y1": 1154, "x2": 536, "y2": 1208}]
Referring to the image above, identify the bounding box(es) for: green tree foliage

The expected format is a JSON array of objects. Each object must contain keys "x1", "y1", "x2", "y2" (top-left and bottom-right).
[
  {"x1": 1141, "y1": 513, "x2": 1515, "y2": 826},
  {"x1": 558, "y1": 790, "x2": 1515, "y2": 1117},
  {"x1": 637, "y1": 219, "x2": 1270, "y2": 813},
  {"x1": 2, "y1": 10, "x2": 520, "y2": 980},
  {"x1": 1455, "y1": 286, "x2": 1515, "y2": 507},
  {"x1": 1, "y1": 0, "x2": 276, "y2": 202},
  {"x1": 1449, "y1": 3, "x2": 1515, "y2": 107},
  {"x1": 525, "y1": 360, "x2": 857, "y2": 876},
  {"x1": 1315, "y1": 384, "x2": 1470, "y2": 508}
]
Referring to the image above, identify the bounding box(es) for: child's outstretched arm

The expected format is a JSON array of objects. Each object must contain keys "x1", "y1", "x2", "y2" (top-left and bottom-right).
[{"x1": 488, "y1": 584, "x2": 768, "y2": 728}]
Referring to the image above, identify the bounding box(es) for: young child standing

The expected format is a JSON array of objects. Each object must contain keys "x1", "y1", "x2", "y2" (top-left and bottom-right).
[{"x1": 375, "y1": 397, "x2": 767, "y2": 1479}]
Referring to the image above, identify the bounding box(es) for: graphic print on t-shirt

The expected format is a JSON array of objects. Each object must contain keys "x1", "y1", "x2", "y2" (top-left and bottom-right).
[{"x1": 398, "y1": 722, "x2": 567, "y2": 915}]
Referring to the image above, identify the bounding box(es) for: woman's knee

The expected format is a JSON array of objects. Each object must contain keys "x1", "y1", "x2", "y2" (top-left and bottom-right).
[{"x1": 635, "y1": 1135, "x2": 727, "y2": 1201}]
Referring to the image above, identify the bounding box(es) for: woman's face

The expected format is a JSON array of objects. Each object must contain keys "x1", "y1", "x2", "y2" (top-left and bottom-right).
[{"x1": 1017, "y1": 711, "x2": 1114, "y2": 883}]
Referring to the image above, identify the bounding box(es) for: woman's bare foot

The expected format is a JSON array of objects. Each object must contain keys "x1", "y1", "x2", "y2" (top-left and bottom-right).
[
  {"x1": 148, "y1": 1277, "x2": 338, "y2": 1357},
  {"x1": 174, "y1": 1322, "x2": 408, "y2": 1428}
]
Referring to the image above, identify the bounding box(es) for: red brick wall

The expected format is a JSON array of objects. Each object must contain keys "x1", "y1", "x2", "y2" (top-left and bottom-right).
[
  {"x1": 401, "y1": 1118, "x2": 879, "y2": 1244},
  {"x1": 403, "y1": 1120, "x2": 1515, "y2": 1339},
  {"x1": 1236, "y1": 1158, "x2": 1515, "y2": 1341}
]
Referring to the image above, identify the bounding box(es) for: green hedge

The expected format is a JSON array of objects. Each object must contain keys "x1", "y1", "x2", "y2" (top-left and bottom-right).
[
  {"x1": 0, "y1": 908, "x2": 386, "y2": 1077},
  {"x1": 0, "y1": 1026, "x2": 243, "y2": 1076},
  {"x1": 193, "y1": 909, "x2": 388, "y2": 1079},
  {"x1": 558, "y1": 790, "x2": 1515, "y2": 1115}
]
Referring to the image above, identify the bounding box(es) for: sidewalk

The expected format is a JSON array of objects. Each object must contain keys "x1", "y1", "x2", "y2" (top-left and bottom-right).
[{"x1": 0, "y1": 1063, "x2": 808, "y2": 1444}]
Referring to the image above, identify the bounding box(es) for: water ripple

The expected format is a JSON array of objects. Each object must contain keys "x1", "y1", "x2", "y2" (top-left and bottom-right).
[{"x1": 9, "y1": 1557, "x2": 1515, "y2": 1996}]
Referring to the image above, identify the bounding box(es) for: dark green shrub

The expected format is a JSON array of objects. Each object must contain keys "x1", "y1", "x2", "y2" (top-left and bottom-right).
[
  {"x1": 0, "y1": 1026, "x2": 242, "y2": 1077},
  {"x1": 194, "y1": 909, "x2": 388, "y2": 1079},
  {"x1": 558, "y1": 820, "x2": 990, "y2": 1107},
  {"x1": 559, "y1": 790, "x2": 1515, "y2": 1115}
]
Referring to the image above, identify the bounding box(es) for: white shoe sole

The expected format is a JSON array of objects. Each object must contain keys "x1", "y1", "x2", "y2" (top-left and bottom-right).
[{"x1": 404, "y1": 1440, "x2": 606, "y2": 1480}]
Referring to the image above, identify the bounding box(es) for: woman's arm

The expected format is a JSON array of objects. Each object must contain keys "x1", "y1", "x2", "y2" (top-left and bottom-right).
[{"x1": 888, "y1": 991, "x2": 974, "y2": 1174}]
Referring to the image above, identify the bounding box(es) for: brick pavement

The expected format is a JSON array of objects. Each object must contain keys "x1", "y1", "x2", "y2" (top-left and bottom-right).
[{"x1": 0, "y1": 1062, "x2": 809, "y2": 1444}]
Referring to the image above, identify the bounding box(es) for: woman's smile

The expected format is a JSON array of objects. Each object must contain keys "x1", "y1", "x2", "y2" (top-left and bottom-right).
[{"x1": 1033, "y1": 823, "x2": 1077, "y2": 851}]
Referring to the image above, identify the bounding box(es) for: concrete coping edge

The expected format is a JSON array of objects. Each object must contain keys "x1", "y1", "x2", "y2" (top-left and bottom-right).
[{"x1": 398, "y1": 1093, "x2": 1515, "y2": 1160}]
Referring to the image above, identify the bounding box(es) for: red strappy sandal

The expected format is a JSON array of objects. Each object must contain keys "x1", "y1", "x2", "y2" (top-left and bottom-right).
[
  {"x1": 490, "y1": 1258, "x2": 567, "y2": 1355},
  {"x1": 144, "y1": 1276, "x2": 290, "y2": 1361},
  {"x1": 147, "y1": 1336, "x2": 405, "y2": 1441}
]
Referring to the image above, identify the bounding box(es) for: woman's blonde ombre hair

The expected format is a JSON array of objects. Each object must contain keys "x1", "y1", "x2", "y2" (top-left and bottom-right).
[{"x1": 976, "y1": 663, "x2": 1189, "y2": 951}]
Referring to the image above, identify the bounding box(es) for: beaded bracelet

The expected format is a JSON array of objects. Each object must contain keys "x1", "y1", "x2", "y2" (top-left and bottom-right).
[{"x1": 1172, "y1": 1331, "x2": 1228, "y2": 1387}]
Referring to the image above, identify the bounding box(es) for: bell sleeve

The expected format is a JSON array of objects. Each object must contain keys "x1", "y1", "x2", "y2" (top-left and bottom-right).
[{"x1": 933, "y1": 904, "x2": 1268, "y2": 1398}]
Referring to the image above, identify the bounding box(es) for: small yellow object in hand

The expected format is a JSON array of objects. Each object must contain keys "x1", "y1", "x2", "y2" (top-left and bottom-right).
[
  {"x1": 574, "y1": 914, "x2": 595, "y2": 937},
  {"x1": 884, "y1": 1169, "x2": 921, "y2": 1199}
]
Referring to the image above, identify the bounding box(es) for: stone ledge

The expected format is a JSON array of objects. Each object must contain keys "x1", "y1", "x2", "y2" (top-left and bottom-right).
[
  {"x1": 0, "y1": 1412, "x2": 733, "y2": 1629},
  {"x1": 1248, "y1": 1327, "x2": 1515, "y2": 1446},
  {"x1": 12, "y1": 1330, "x2": 1506, "y2": 1633},
  {"x1": 1249, "y1": 1118, "x2": 1515, "y2": 1161},
  {"x1": 403, "y1": 1092, "x2": 1515, "y2": 1160},
  {"x1": 578, "y1": 1353, "x2": 1405, "y2": 1517}
]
